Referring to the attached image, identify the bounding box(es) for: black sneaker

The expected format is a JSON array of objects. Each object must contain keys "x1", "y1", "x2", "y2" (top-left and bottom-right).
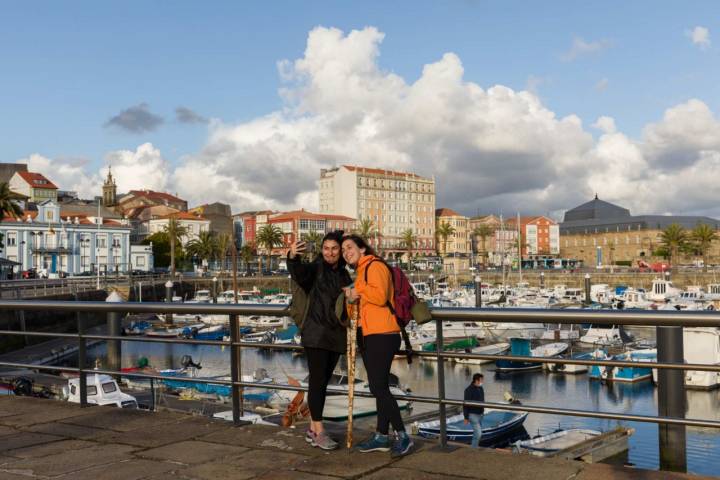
[
  {"x1": 391, "y1": 432, "x2": 414, "y2": 458},
  {"x1": 356, "y1": 432, "x2": 391, "y2": 452}
]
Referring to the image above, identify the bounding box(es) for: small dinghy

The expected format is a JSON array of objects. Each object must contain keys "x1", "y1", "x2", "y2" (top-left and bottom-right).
[
  {"x1": 495, "y1": 338, "x2": 568, "y2": 372},
  {"x1": 514, "y1": 429, "x2": 601, "y2": 457},
  {"x1": 415, "y1": 409, "x2": 528, "y2": 444}
]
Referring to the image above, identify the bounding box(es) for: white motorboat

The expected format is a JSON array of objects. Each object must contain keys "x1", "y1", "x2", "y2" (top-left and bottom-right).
[
  {"x1": 66, "y1": 374, "x2": 138, "y2": 409},
  {"x1": 482, "y1": 322, "x2": 546, "y2": 340},
  {"x1": 454, "y1": 342, "x2": 510, "y2": 365},
  {"x1": 647, "y1": 278, "x2": 681, "y2": 302},
  {"x1": 579, "y1": 325, "x2": 623, "y2": 346},
  {"x1": 684, "y1": 327, "x2": 720, "y2": 389},
  {"x1": 541, "y1": 324, "x2": 580, "y2": 341},
  {"x1": 514, "y1": 429, "x2": 602, "y2": 457},
  {"x1": 419, "y1": 321, "x2": 486, "y2": 340}
]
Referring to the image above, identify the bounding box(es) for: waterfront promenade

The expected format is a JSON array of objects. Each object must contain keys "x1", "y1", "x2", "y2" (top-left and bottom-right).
[{"x1": 0, "y1": 397, "x2": 711, "y2": 480}]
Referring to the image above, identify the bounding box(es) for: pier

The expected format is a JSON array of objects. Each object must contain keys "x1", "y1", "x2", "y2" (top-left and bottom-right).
[{"x1": 0, "y1": 396, "x2": 708, "y2": 480}]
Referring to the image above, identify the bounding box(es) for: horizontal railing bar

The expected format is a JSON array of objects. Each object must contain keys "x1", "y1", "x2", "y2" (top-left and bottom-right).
[
  {"x1": 4, "y1": 361, "x2": 719, "y2": 429},
  {"x1": 0, "y1": 330, "x2": 83, "y2": 339},
  {"x1": 0, "y1": 362, "x2": 80, "y2": 373}
]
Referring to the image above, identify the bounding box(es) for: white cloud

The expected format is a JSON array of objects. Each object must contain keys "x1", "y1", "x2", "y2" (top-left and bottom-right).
[
  {"x1": 18, "y1": 27, "x2": 720, "y2": 220},
  {"x1": 18, "y1": 154, "x2": 100, "y2": 199},
  {"x1": 560, "y1": 36, "x2": 613, "y2": 62},
  {"x1": 686, "y1": 26, "x2": 711, "y2": 50},
  {"x1": 595, "y1": 77, "x2": 609, "y2": 92}
]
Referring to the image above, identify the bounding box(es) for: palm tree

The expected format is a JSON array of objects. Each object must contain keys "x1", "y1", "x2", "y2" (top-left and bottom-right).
[
  {"x1": 472, "y1": 224, "x2": 495, "y2": 267},
  {"x1": 436, "y1": 221, "x2": 456, "y2": 257},
  {"x1": 399, "y1": 229, "x2": 417, "y2": 266},
  {"x1": 185, "y1": 231, "x2": 217, "y2": 270},
  {"x1": 163, "y1": 217, "x2": 190, "y2": 276},
  {"x1": 302, "y1": 230, "x2": 324, "y2": 249},
  {"x1": 354, "y1": 217, "x2": 376, "y2": 241},
  {"x1": 239, "y1": 244, "x2": 255, "y2": 274},
  {"x1": 256, "y1": 224, "x2": 284, "y2": 271},
  {"x1": 691, "y1": 224, "x2": 718, "y2": 272},
  {"x1": 660, "y1": 223, "x2": 688, "y2": 265},
  {"x1": 0, "y1": 183, "x2": 23, "y2": 221},
  {"x1": 214, "y1": 232, "x2": 233, "y2": 270}
]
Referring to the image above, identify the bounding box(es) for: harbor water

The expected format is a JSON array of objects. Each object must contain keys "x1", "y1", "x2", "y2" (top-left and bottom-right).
[{"x1": 77, "y1": 338, "x2": 720, "y2": 476}]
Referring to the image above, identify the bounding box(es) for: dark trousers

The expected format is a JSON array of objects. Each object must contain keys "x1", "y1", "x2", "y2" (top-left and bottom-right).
[
  {"x1": 305, "y1": 347, "x2": 341, "y2": 421},
  {"x1": 362, "y1": 333, "x2": 405, "y2": 435}
]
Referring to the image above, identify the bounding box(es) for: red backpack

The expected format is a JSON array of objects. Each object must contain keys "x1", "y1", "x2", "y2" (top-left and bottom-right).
[{"x1": 364, "y1": 258, "x2": 417, "y2": 363}]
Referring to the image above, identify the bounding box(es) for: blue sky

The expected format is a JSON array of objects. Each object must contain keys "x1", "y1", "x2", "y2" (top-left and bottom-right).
[{"x1": 2, "y1": 1, "x2": 719, "y2": 216}]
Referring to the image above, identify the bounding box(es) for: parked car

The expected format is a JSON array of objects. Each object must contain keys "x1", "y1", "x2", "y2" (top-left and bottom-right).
[{"x1": 21, "y1": 268, "x2": 38, "y2": 279}]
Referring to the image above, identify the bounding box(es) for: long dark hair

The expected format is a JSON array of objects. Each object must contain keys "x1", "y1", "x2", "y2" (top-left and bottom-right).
[
  {"x1": 319, "y1": 230, "x2": 347, "y2": 269},
  {"x1": 341, "y1": 233, "x2": 377, "y2": 257}
]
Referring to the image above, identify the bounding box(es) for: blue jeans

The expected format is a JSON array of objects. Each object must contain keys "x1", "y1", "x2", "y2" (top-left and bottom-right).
[{"x1": 468, "y1": 413, "x2": 483, "y2": 448}]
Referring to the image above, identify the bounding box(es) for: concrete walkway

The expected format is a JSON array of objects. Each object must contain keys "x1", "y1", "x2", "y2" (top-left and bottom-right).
[{"x1": 0, "y1": 396, "x2": 712, "y2": 480}]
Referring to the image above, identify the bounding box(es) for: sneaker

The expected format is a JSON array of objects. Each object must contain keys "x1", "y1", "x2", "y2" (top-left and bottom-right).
[
  {"x1": 356, "y1": 432, "x2": 391, "y2": 453},
  {"x1": 305, "y1": 429, "x2": 316, "y2": 444},
  {"x1": 311, "y1": 430, "x2": 339, "y2": 450},
  {"x1": 391, "y1": 431, "x2": 414, "y2": 458}
]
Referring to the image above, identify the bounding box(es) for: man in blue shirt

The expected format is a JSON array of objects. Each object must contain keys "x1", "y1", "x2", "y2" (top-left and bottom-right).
[{"x1": 463, "y1": 373, "x2": 485, "y2": 448}]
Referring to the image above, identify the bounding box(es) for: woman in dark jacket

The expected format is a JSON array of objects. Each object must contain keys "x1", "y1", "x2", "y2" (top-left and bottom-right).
[{"x1": 287, "y1": 230, "x2": 351, "y2": 450}]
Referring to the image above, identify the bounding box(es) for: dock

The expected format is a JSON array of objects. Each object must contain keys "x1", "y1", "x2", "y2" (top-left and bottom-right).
[{"x1": 0, "y1": 396, "x2": 711, "y2": 480}]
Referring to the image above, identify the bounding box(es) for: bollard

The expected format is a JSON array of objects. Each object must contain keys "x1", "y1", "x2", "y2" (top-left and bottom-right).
[
  {"x1": 212, "y1": 276, "x2": 218, "y2": 304},
  {"x1": 540, "y1": 271, "x2": 545, "y2": 289},
  {"x1": 165, "y1": 280, "x2": 174, "y2": 325},
  {"x1": 474, "y1": 275, "x2": 482, "y2": 308},
  {"x1": 105, "y1": 291, "x2": 123, "y2": 377},
  {"x1": 657, "y1": 326, "x2": 687, "y2": 472},
  {"x1": 584, "y1": 274, "x2": 591, "y2": 305}
]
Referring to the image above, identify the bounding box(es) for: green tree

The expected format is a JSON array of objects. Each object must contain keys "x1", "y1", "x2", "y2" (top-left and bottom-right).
[
  {"x1": 354, "y1": 217, "x2": 376, "y2": 241},
  {"x1": 660, "y1": 223, "x2": 688, "y2": 265},
  {"x1": 163, "y1": 217, "x2": 190, "y2": 276},
  {"x1": 0, "y1": 183, "x2": 23, "y2": 222},
  {"x1": 239, "y1": 244, "x2": 255, "y2": 274},
  {"x1": 472, "y1": 224, "x2": 495, "y2": 267},
  {"x1": 185, "y1": 231, "x2": 217, "y2": 268},
  {"x1": 399, "y1": 229, "x2": 417, "y2": 266},
  {"x1": 256, "y1": 224, "x2": 284, "y2": 271},
  {"x1": 435, "y1": 221, "x2": 456, "y2": 257},
  {"x1": 214, "y1": 232, "x2": 233, "y2": 270},
  {"x1": 691, "y1": 223, "x2": 718, "y2": 272},
  {"x1": 143, "y1": 232, "x2": 171, "y2": 268},
  {"x1": 302, "y1": 230, "x2": 324, "y2": 250}
]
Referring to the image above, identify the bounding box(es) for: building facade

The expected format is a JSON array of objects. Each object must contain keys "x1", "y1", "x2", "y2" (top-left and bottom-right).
[
  {"x1": 265, "y1": 210, "x2": 355, "y2": 254},
  {"x1": 319, "y1": 165, "x2": 436, "y2": 256},
  {"x1": 145, "y1": 212, "x2": 210, "y2": 246},
  {"x1": 0, "y1": 201, "x2": 132, "y2": 275},
  {"x1": 560, "y1": 196, "x2": 720, "y2": 267},
  {"x1": 188, "y1": 202, "x2": 233, "y2": 237},
  {"x1": 9, "y1": 171, "x2": 58, "y2": 203},
  {"x1": 116, "y1": 190, "x2": 188, "y2": 214},
  {"x1": 435, "y1": 208, "x2": 471, "y2": 271},
  {"x1": 468, "y1": 215, "x2": 501, "y2": 266},
  {"x1": 130, "y1": 245, "x2": 154, "y2": 272},
  {"x1": 506, "y1": 216, "x2": 560, "y2": 257}
]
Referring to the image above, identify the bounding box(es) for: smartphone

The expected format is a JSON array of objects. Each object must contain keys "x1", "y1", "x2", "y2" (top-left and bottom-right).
[{"x1": 305, "y1": 241, "x2": 316, "y2": 254}]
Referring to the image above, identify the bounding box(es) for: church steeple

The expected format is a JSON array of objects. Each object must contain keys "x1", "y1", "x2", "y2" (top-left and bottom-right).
[{"x1": 102, "y1": 166, "x2": 117, "y2": 207}]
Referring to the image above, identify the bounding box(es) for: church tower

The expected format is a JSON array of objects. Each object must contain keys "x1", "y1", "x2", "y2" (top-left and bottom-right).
[{"x1": 102, "y1": 167, "x2": 117, "y2": 207}]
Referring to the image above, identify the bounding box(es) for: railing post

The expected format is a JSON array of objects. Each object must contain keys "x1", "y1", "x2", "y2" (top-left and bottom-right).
[
  {"x1": 474, "y1": 275, "x2": 482, "y2": 308},
  {"x1": 230, "y1": 313, "x2": 243, "y2": 425},
  {"x1": 212, "y1": 276, "x2": 218, "y2": 304},
  {"x1": 106, "y1": 291, "x2": 123, "y2": 378},
  {"x1": 540, "y1": 271, "x2": 545, "y2": 289},
  {"x1": 77, "y1": 297, "x2": 87, "y2": 407},
  {"x1": 436, "y1": 316, "x2": 448, "y2": 448},
  {"x1": 657, "y1": 325, "x2": 687, "y2": 472}
]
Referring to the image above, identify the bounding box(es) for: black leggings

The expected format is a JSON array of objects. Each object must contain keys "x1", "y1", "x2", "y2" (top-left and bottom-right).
[
  {"x1": 305, "y1": 348, "x2": 341, "y2": 422},
  {"x1": 362, "y1": 333, "x2": 405, "y2": 435}
]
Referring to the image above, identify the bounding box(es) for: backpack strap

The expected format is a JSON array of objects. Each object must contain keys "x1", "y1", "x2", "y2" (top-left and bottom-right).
[{"x1": 362, "y1": 258, "x2": 414, "y2": 364}]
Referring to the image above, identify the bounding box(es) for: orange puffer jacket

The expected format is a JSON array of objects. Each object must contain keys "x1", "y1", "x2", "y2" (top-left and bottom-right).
[{"x1": 354, "y1": 255, "x2": 400, "y2": 336}]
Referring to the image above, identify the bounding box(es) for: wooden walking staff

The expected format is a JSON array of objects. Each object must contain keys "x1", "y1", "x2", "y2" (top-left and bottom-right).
[{"x1": 346, "y1": 303, "x2": 359, "y2": 450}]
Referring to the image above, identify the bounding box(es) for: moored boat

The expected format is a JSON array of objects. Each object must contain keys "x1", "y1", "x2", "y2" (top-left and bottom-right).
[
  {"x1": 514, "y1": 428, "x2": 601, "y2": 457},
  {"x1": 415, "y1": 409, "x2": 528, "y2": 444},
  {"x1": 453, "y1": 342, "x2": 510, "y2": 365}
]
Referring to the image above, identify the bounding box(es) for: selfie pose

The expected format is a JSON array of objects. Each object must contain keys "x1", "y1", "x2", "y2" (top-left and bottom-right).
[
  {"x1": 342, "y1": 234, "x2": 414, "y2": 457},
  {"x1": 288, "y1": 230, "x2": 352, "y2": 450}
]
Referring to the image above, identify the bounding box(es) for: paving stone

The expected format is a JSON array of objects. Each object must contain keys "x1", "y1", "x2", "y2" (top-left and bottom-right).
[
  {"x1": 295, "y1": 449, "x2": 396, "y2": 478},
  {"x1": 55, "y1": 458, "x2": 179, "y2": 480},
  {"x1": 576, "y1": 463, "x2": 713, "y2": 480},
  {"x1": 178, "y1": 448, "x2": 310, "y2": 480},
  {"x1": 392, "y1": 446, "x2": 583, "y2": 480},
  {"x1": 253, "y1": 470, "x2": 340, "y2": 480},
  {"x1": 199, "y1": 424, "x2": 330, "y2": 456},
  {"x1": 0, "y1": 471, "x2": 34, "y2": 480},
  {"x1": 137, "y1": 440, "x2": 248, "y2": 465},
  {"x1": 24, "y1": 421, "x2": 108, "y2": 440},
  {"x1": 361, "y1": 467, "x2": 472, "y2": 480},
  {"x1": 0, "y1": 404, "x2": 97, "y2": 427},
  {"x1": 96, "y1": 417, "x2": 231, "y2": 448},
  {"x1": 0, "y1": 431, "x2": 64, "y2": 451},
  {"x1": 6, "y1": 439, "x2": 95, "y2": 459},
  {"x1": 59, "y1": 407, "x2": 179, "y2": 432},
  {"x1": 0, "y1": 426, "x2": 16, "y2": 437},
  {"x1": 0, "y1": 443, "x2": 136, "y2": 476}
]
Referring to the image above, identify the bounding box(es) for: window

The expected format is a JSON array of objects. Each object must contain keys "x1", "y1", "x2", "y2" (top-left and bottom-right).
[
  {"x1": 136, "y1": 256, "x2": 145, "y2": 267},
  {"x1": 112, "y1": 235, "x2": 121, "y2": 248},
  {"x1": 87, "y1": 385, "x2": 98, "y2": 396},
  {"x1": 102, "y1": 382, "x2": 117, "y2": 394},
  {"x1": 6, "y1": 232, "x2": 16, "y2": 246},
  {"x1": 97, "y1": 235, "x2": 107, "y2": 248}
]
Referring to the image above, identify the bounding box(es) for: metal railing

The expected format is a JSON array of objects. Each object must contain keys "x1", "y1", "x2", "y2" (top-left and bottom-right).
[{"x1": 0, "y1": 301, "x2": 718, "y2": 453}]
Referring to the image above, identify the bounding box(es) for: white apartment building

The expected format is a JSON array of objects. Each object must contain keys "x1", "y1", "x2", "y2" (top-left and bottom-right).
[
  {"x1": 145, "y1": 212, "x2": 210, "y2": 245},
  {"x1": 319, "y1": 165, "x2": 436, "y2": 255}
]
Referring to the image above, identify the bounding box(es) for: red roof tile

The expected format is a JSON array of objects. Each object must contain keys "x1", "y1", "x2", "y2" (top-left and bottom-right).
[
  {"x1": 125, "y1": 190, "x2": 186, "y2": 204},
  {"x1": 435, "y1": 208, "x2": 462, "y2": 217},
  {"x1": 16, "y1": 172, "x2": 58, "y2": 189},
  {"x1": 342, "y1": 165, "x2": 426, "y2": 180}
]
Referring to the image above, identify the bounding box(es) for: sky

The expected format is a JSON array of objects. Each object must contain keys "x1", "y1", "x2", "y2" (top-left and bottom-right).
[{"x1": 2, "y1": 1, "x2": 720, "y2": 219}]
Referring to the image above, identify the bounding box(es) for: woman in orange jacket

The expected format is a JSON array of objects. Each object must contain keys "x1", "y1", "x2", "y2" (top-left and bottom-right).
[{"x1": 342, "y1": 234, "x2": 413, "y2": 458}]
